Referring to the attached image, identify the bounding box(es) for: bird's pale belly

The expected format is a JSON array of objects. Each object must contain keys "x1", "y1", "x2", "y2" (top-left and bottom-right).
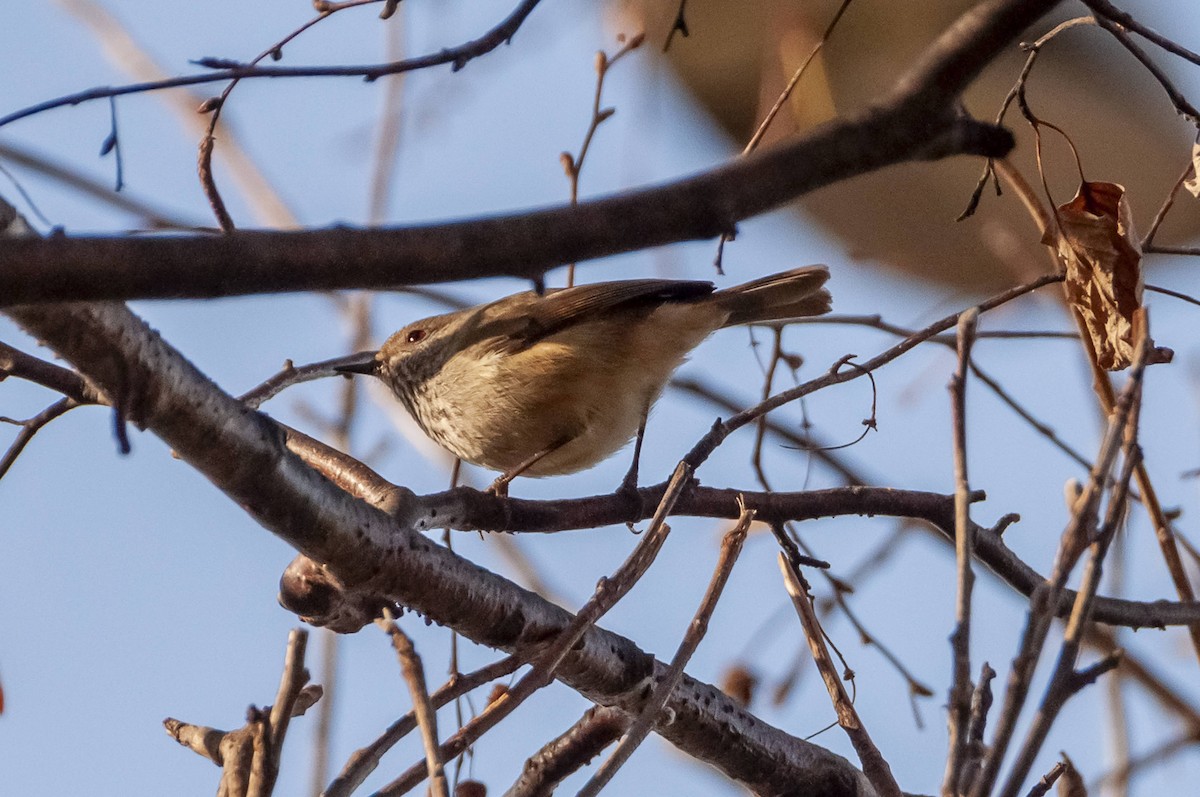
[
  {"x1": 411, "y1": 347, "x2": 657, "y2": 476},
  {"x1": 415, "y1": 379, "x2": 647, "y2": 476}
]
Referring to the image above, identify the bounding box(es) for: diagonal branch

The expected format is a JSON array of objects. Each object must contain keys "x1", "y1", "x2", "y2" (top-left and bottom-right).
[
  {"x1": 5, "y1": 289, "x2": 876, "y2": 797},
  {"x1": 7, "y1": 309, "x2": 1198, "y2": 633},
  {"x1": 0, "y1": 110, "x2": 1010, "y2": 305},
  {"x1": 0, "y1": 0, "x2": 1067, "y2": 305}
]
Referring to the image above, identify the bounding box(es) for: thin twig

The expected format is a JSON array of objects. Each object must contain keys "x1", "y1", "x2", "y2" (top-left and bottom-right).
[
  {"x1": 788, "y1": 314, "x2": 1076, "y2": 342},
  {"x1": 1140, "y1": 154, "x2": 1196, "y2": 248},
  {"x1": 376, "y1": 611, "x2": 449, "y2": 797},
  {"x1": 943, "y1": 308, "x2": 979, "y2": 796},
  {"x1": 561, "y1": 33, "x2": 643, "y2": 288},
  {"x1": 779, "y1": 554, "x2": 901, "y2": 797},
  {"x1": 682, "y1": 274, "x2": 1064, "y2": 471},
  {"x1": 1080, "y1": 0, "x2": 1200, "y2": 66},
  {"x1": 375, "y1": 464, "x2": 692, "y2": 796},
  {"x1": 662, "y1": 0, "x2": 689, "y2": 52},
  {"x1": 959, "y1": 18, "x2": 1097, "y2": 220},
  {"x1": 0, "y1": 340, "x2": 99, "y2": 403},
  {"x1": 0, "y1": 0, "x2": 545, "y2": 130},
  {"x1": 575, "y1": 504, "x2": 754, "y2": 797},
  {"x1": 995, "y1": 345, "x2": 1145, "y2": 797},
  {"x1": 750, "y1": 327, "x2": 788, "y2": 493},
  {"x1": 239, "y1": 352, "x2": 375, "y2": 409},
  {"x1": 58, "y1": 0, "x2": 299, "y2": 227},
  {"x1": 1023, "y1": 760, "x2": 1066, "y2": 797},
  {"x1": 747, "y1": 0, "x2": 854, "y2": 155},
  {"x1": 502, "y1": 706, "x2": 629, "y2": 797},
  {"x1": 671, "y1": 376, "x2": 866, "y2": 485},
  {"x1": 1085, "y1": 2, "x2": 1200, "y2": 123},
  {"x1": 971, "y1": 341, "x2": 1148, "y2": 797},
  {"x1": 967, "y1": 361, "x2": 1093, "y2": 470},
  {"x1": 195, "y1": 2, "x2": 382, "y2": 229},
  {"x1": 715, "y1": 0, "x2": 854, "y2": 270},
  {"x1": 0, "y1": 398, "x2": 77, "y2": 481},
  {"x1": 102, "y1": 97, "x2": 124, "y2": 192},
  {"x1": 252, "y1": 628, "x2": 311, "y2": 797},
  {"x1": 958, "y1": 662, "x2": 997, "y2": 795},
  {"x1": 1143, "y1": 244, "x2": 1200, "y2": 256},
  {"x1": 1146, "y1": 283, "x2": 1200, "y2": 308},
  {"x1": 323, "y1": 655, "x2": 523, "y2": 797}
]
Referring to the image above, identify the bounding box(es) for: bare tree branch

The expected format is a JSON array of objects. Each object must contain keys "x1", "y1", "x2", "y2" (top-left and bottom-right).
[
  {"x1": 324, "y1": 655, "x2": 523, "y2": 797},
  {"x1": 0, "y1": 0, "x2": 545, "y2": 130},
  {"x1": 943, "y1": 309, "x2": 980, "y2": 796},
  {"x1": 781, "y1": 555, "x2": 901, "y2": 797},
  {"x1": 0, "y1": 0, "x2": 1069, "y2": 305},
  {"x1": 375, "y1": 613, "x2": 448, "y2": 797},
  {"x1": 502, "y1": 706, "x2": 628, "y2": 797},
  {"x1": 575, "y1": 506, "x2": 754, "y2": 797},
  {"x1": 164, "y1": 630, "x2": 321, "y2": 797},
  {"x1": 6, "y1": 305, "x2": 1198, "y2": 633},
  {"x1": 5, "y1": 285, "x2": 888, "y2": 795}
]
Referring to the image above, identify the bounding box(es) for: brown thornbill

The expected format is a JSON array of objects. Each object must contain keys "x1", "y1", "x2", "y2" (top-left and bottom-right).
[{"x1": 338, "y1": 266, "x2": 831, "y2": 494}]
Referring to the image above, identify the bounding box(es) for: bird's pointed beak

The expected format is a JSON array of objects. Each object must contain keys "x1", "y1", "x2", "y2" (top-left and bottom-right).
[{"x1": 333, "y1": 351, "x2": 380, "y2": 376}]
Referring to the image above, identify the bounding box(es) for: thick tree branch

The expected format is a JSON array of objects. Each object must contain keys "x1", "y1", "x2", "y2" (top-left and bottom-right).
[
  {"x1": 4, "y1": 300, "x2": 877, "y2": 797},
  {"x1": 389, "y1": 485, "x2": 1200, "y2": 631},
  {"x1": 0, "y1": 3, "x2": 1085, "y2": 792},
  {"x1": 0, "y1": 0, "x2": 1064, "y2": 305},
  {"x1": 6, "y1": 321, "x2": 1196, "y2": 633},
  {"x1": 0, "y1": 113, "x2": 1009, "y2": 304}
]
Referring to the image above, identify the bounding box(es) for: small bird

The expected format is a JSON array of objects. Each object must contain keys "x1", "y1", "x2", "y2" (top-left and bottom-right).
[{"x1": 338, "y1": 266, "x2": 831, "y2": 493}]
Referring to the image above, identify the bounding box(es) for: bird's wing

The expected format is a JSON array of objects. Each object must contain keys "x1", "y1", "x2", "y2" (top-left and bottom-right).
[{"x1": 482, "y1": 280, "x2": 716, "y2": 353}]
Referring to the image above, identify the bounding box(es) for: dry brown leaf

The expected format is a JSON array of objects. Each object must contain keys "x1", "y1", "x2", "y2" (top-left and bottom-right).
[
  {"x1": 1057, "y1": 753, "x2": 1087, "y2": 797},
  {"x1": 1045, "y1": 181, "x2": 1145, "y2": 370},
  {"x1": 455, "y1": 781, "x2": 488, "y2": 797},
  {"x1": 1185, "y1": 137, "x2": 1200, "y2": 198},
  {"x1": 720, "y1": 664, "x2": 759, "y2": 706}
]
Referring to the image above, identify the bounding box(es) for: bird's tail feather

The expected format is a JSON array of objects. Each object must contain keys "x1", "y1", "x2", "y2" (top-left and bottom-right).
[{"x1": 714, "y1": 265, "x2": 832, "y2": 327}]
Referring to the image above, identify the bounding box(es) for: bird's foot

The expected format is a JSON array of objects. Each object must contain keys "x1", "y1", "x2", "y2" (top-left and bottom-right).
[{"x1": 486, "y1": 475, "x2": 512, "y2": 498}]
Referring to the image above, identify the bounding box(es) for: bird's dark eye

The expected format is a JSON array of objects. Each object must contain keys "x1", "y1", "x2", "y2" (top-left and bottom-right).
[{"x1": 405, "y1": 328, "x2": 427, "y2": 344}]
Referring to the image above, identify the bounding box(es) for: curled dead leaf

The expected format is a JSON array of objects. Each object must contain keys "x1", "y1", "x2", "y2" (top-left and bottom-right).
[
  {"x1": 1044, "y1": 181, "x2": 1145, "y2": 370},
  {"x1": 1185, "y1": 137, "x2": 1200, "y2": 198},
  {"x1": 720, "y1": 664, "x2": 758, "y2": 706},
  {"x1": 456, "y1": 781, "x2": 488, "y2": 797}
]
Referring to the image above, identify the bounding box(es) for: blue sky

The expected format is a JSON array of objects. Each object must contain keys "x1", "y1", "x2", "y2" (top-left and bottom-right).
[{"x1": 3, "y1": 1, "x2": 1200, "y2": 795}]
